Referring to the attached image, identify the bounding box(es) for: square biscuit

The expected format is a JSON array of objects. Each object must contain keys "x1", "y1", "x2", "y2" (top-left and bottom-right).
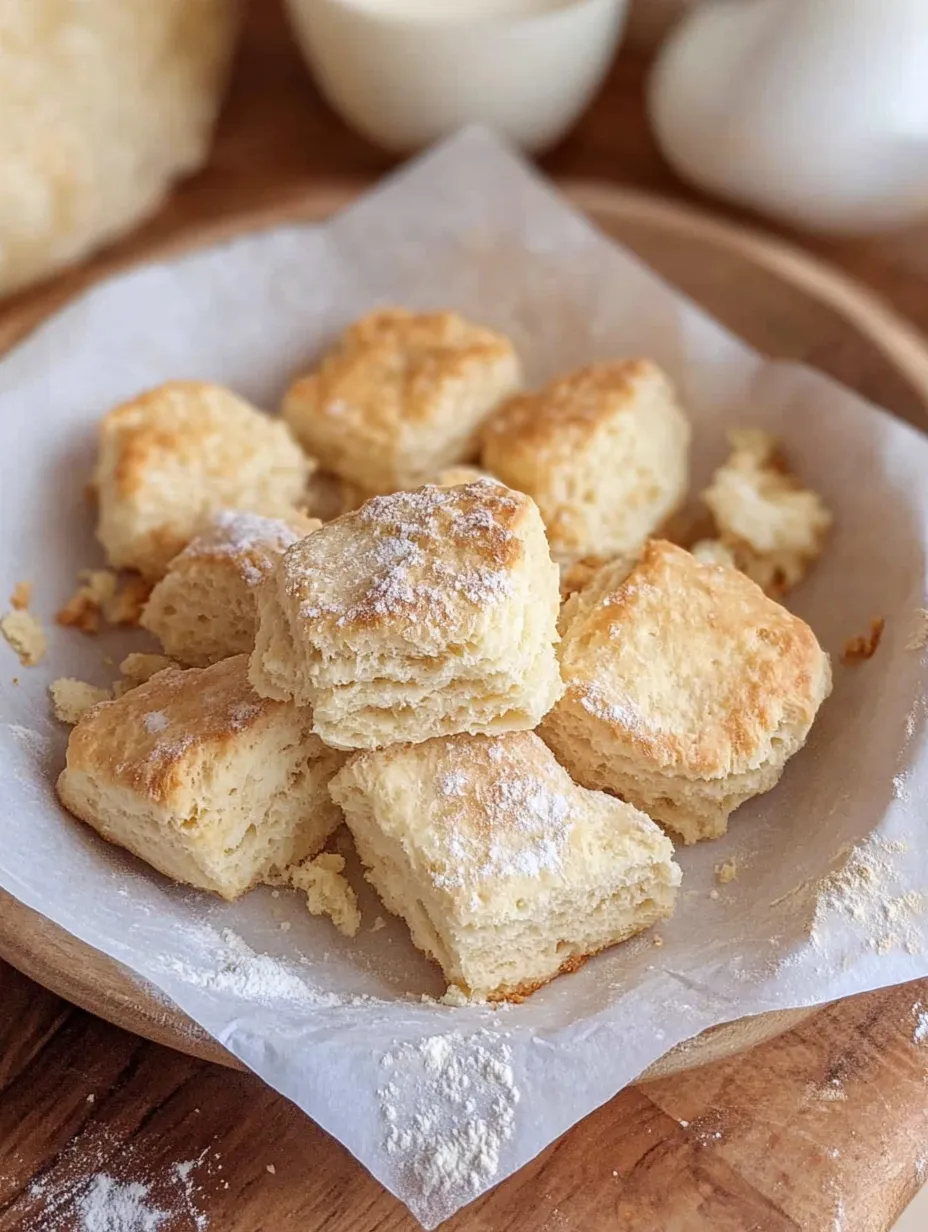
[
  {"x1": 249, "y1": 481, "x2": 563, "y2": 749},
  {"x1": 282, "y1": 309, "x2": 521, "y2": 494},
  {"x1": 56, "y1": 655, "x2": 344, "y2": 900},
  {"x1": 330, "y1": 731, "x2": 680, "y2": 1001},
  {"x1": 481, "y1": 360, "x2": 691, "y2": 562},
  {"x1": 95, "y1": 381, "x2": 314, "y2": 578},
  {"x1": 141, "y1": 509, "x2": 321, "y2": 667},
  {"x1": 540, "y1": 539, "x2": 832, "y2": 843}
]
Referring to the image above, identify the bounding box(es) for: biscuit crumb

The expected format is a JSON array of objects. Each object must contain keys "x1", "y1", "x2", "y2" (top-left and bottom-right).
[
  {"x1": 119, "y1": 652, "x2": 175, "y2": 686},
  {"x1": 56, "y1": 570, "x2": 118, "y2": 634},
  {"x1": 702, "y1": 428, "x2": 832, "y2": 597},
  {"x1": 104, "y1": 574, "x2": 153, "y2": 626},
  {"x1": 652, "y1": 935, "x2": 664, "y2": 948},
  {"x1": 691, "y1": 539, "x2": 736, "y2": 569},
  {"x1": 49, "y1": 678, "x2": 111, "y2": 725},
  {"x1": 439, "y1": 984, "x2": 471, "y2": 1006},
  {"x1": 841, "y1": 618, "x2": 885, "y2": 666},
  {"x1": 708, "y1": 888, "x2": 720, "y2": 900},
  {"x1": 275, "y1": 852, "x2": 361, "y2": 937},
  {"x1": 907, "y1": 609, "x2": 928, "y2": 652},
  {"x1": 266, "y1": 1164, "x2": 276, "y2": 1175},
  {"x1": 371, "y1": 916, "x2": 386, "y2": 932},
  {"x1": 715, "y1": 859, "x2": 738, "y2": 884},
  {"x1": 1, "y1": 609, "x2": 47, "y2": 666},
  {"x1": 9, "y1": 581, "x2": 32, "y2": 610}
]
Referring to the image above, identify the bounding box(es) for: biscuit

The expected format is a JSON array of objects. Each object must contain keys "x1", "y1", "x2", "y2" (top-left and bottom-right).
[
  {"x1": 702, "y1": 429, "x2": 832, "y2": 596},
  {"x1": 94, "y1": 381, "x2": 313, "y2": 579},
  {"x1": 249, "y1": 482, "x2": 563, "y2": 749},
  {"x1": 282, "y1": 309, "x2": 521, "y2": 494},
  {"x1": 481, "y1": 360, "x2": 691, "y2": 562},
  {"x1": 141, "y1": 509, "x2": 321, "y2": 666},
  {"x1": 331, "y1": 731, "x2": 679, "y2": 1000},
  {"x1": 540, "y1": 540, "x2": 832, "y2": 843},
  {"x1": 56, "y1": 655, "x2": 344, "y2": 900}
]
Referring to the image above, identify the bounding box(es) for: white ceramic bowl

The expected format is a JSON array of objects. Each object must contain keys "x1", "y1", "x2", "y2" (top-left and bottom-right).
[{"x1": 283, "y1": 0, "x2": 629, "y2": 153}]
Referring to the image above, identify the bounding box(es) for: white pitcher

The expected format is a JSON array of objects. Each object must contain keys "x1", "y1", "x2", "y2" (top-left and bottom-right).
[{"x1": 649, "y1": 0, "x2": 928, "y2": 233}]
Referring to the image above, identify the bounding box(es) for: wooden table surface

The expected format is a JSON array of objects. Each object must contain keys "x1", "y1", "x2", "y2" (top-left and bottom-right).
[{"x1": 3, "y1": 5, "x2": 928, "y2": 1230}]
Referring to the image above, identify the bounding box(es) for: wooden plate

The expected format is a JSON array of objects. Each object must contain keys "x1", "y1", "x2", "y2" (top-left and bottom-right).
[{"x1": 2, "y1": 180, "x2": 926, "y2": 1081}]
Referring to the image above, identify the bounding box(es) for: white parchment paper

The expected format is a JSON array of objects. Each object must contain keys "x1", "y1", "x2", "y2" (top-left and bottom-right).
[{"x1": 1, "y1": 129, "x2": 927, "y2": 1228}]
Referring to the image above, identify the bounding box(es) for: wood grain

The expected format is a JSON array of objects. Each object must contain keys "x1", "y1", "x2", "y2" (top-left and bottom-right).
[{"x1": 2, "y1": 3, "x2": 928, "y2": 1229}]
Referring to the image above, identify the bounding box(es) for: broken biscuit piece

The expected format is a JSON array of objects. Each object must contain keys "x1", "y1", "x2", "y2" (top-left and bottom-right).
[
  {"x1": 1, "y1": 609, "x2": 46, "y2": 666},
  {"x1": 702, "y1": 429, "x2": 832, "y2": 596},
  {"x1": 276, "y1": 851, "x2": 361, "y2": 938},
  {"x1": 49, "y1": 678, "x2": 111, "y2": 725}
]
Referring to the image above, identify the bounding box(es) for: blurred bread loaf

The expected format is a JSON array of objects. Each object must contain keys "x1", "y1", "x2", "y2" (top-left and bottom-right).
[{"x1": 0, "y1": 0, "x2": 241, "y2": 295}]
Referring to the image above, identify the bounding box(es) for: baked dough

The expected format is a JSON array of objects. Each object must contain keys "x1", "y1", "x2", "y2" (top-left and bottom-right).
[
  {"x1": 94, "y1": 381, "x2": 313, "y2": 579},
  {"x1": 282, "y1": 309, "x2": 521, "y2": 493},
  {"x1": 481, "y1": 360, "x2": 691, "y2": 562},
  {"x1": 56, "y1": 655, "x2": 344, "y2": 900},
  {"x1": 540, "y1": 539, "x2": 832, "y2": 843},
  {"x1": 330, "y1": 730, "x2": 680, "y2": 1001},
  {"x1": 702, "y1": 428, "x2": 832, "y2": 596},
  {"x1": 249, "y1": 481, "x2": 563, "y2": 749},
  {"x1": 0, "y1": 0, "x2": 240, "y2": 295},
  {"x1": 141, "y1": 508, "x2": 321, "y2": 666}
]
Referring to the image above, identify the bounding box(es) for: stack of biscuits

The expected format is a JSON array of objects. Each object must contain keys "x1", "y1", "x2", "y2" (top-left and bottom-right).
[{"x1": 55, "y1": 308, "x2": 832, "y2": 1002}]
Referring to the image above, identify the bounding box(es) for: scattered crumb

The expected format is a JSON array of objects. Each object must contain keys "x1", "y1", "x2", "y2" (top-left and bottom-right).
[
  {"x1": 691, "y1": 539, "x2": 737, "y2": 569},
  {"x1": 841, "y1": 618, "x2": 885, "y2": 666},
  {"x1": 272, "y1": 852, "x2": 361, "y2": 937},
  {"x1": 102, "y1": 653, "x2": 115, "y2": 666},
  {"x1": 270, "y1": 889, "x2": 280, "y2": 899},
  {"x1": 652, "y1": 935, "x2": 664, "y2": 948},
  {"x1": 104, "y1": 574, "x2": 153, "y2": 626},
  {"x1": 12, "y1": 676, "x2": 19, "y2": 686},
  {"x1": 1, "y1": 609, "x2": 47, "y2": 666},
  {"x1": 439, "y1": 984, "x2": 473, "y2": 1007},
  {"x1": 86, "y1": 1093, "x2": 95, "y2": 1104},
  {"x1": 55, "y1": 569, "x2": 117, "y2": 634},
  {"x1": 715, "y1": 859, "x2": 738, "y2": 885},
  {"x1": 279, "y1": 921, "x2": 291, "y2": 933},
  {"x1": 266, "y1": 1164, "x2": 276, "y2": 1175},
  {"x1": 907, "y1": 609, "x2": 928, "y2": 652},
  {"x1": 9, "y1": 580, "x2": 32, "y2": 610},
  {"x1": 119, "y1": 652, "x2": 175, "y2": 685},
  {"x1": 809, "y1": 1081, "x2": 847, "y2": 1102},
  {"x1": 612, "y1": 1169, "x2": 618, "y2": 1178},
  {"x1": 56, "y1": 569, "x2": 151, "y2": 634},
  {"x1": 49, "y1": 678, "x2": 111, "y2": 724},
  {"x1": 371, "y1": 916, "x2": 386, "y2": 932},
  {"x1": 708, "y1": 888, "x2": 720, "y2": 901}
]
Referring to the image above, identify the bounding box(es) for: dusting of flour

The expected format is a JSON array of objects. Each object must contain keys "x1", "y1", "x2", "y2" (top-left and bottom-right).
[{"x1": 378, "y1": 1029, "x2": 519, "y2": 1221}]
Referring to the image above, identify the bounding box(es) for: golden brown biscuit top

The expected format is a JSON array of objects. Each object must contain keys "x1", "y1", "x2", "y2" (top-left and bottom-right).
[
  {"x1": 64, "y1": 655, "x2": 283, "y2": 803},
  {"x1": 100, "y1": 381, "x2": 305, "y2": 500},
  {"x1": 286, "y1": 309, "x2": 516, "y2": 433},
  {"x1": 482, "y1": 359, "x2": 663, "y2": 452},
  {"x1": 558, "y1": 539, "x2": 829, "y2": 779},
  {"x1": 278, "y1": 481, "x2": 534, "y2": 636},
  {"x1": 170, "y1": 509, "x2": 321, "y2": 587}
]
